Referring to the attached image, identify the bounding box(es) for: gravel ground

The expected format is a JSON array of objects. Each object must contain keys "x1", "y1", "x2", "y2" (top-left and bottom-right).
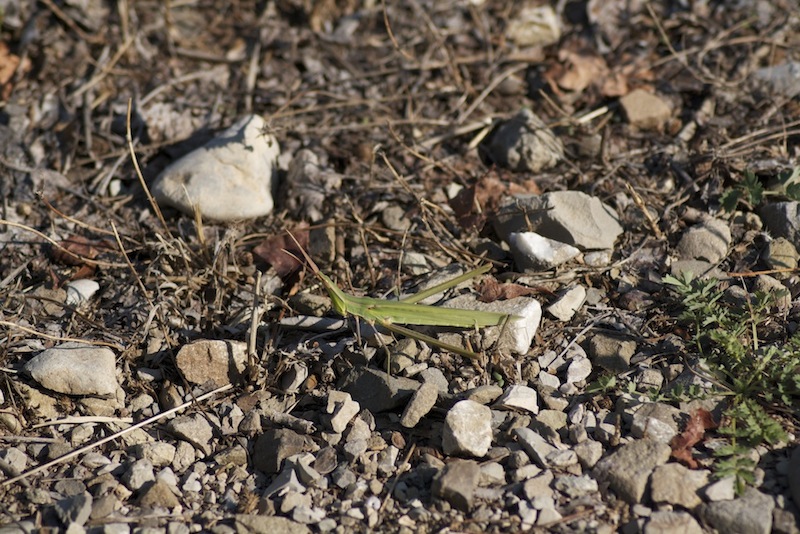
[{"x1": 0, "y1": 1, "x2": 799, "y2": 532}]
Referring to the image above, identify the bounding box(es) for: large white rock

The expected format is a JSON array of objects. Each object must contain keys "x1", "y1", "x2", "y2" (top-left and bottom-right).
[
  {"x1": 509, "y1": 232, "x2": 580, "y2": 271},
  {"x1": 494, "y1": 191, "x2": 623, "y2": 251},
  {"x1": 24, "y1": 342, "x2": 118, "y2": 397},
  {"x1": 494, "y1": 384, "x2": 539, "y2": 414},
  {"x1": 442, "y1": 400, "x2": 492, "y2": 457},
  {"x1": 547, "y1": 285, "x2": 587, "y2": 321},
  {"x1": 151, "y1": 114, "x2": 279, "y2": 221}
]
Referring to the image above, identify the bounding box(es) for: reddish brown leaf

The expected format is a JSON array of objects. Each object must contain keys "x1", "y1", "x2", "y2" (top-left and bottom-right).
[
  {"x1": 449, "y1": 173, "x2": 539, "y2": 231},
  {"x1": 51, "y1": 235, "x2": 113, "y2": 266},
  {"x1": 0, "y1": 41, "x2": 29, "y2": 100},
  {"x1": 670, "y1": 408, "x2": 718, "y2": 468},
  {"x1": 557, "y1": 49, "x2": 609, "y2": 93},
  {"x1": 449, "y1": 183, "x2": 483, "y2": 231},
  {"x1": 252, "y1": 227, "x2": 310, "y2": 278}
]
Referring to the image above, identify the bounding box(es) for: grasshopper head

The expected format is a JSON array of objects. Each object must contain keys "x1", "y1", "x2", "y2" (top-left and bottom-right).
[{"x1": 319, "y1": 273, "x2": 349, "y2": 318}]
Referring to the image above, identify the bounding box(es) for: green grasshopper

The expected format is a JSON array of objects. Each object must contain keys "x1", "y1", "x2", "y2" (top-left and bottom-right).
[{"x1": 288, "y1": 233, "x2": 518, "y2": 359}]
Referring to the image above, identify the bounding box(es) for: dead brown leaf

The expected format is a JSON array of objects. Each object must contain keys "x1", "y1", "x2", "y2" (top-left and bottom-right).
[
  {"x1": 557, "y1": 49, "x2": 610, "y2": 93},
  {"x1": 449, "y1": 173, "x2": 539, "y2": 231},
  {"x1": 51, "y1": 235, "x2": 114, "y2": 266},
  {"x1": 0, "y1": 41, "x2": 29, "y2": 100},
  {"x1": 252, "y1": 226, "x2": 310, "y2": 278},
  {"x1": 670, "y1": 408, "x2": 718, "y2": 468}
]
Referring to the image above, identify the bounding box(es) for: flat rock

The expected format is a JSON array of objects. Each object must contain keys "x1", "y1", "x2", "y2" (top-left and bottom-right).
[
  {"x1": 554, "y1": 474, "x2": 598, "y2": 498},
  {"x1": 515, "y1": 427, "x2": 558, "y2": 468},
  {"x1": 400, "y1": 381, "x2": 439, "y2": 428},
  {"x1": 566, "y1": 356, "x2": 592, "y2": 384},
  {"x1": 588, "y1": 334, "x2": 637, "y2": 372},
  {"x1": 460, "y1": 384, "x2": 503, "y2": 404},
  {"x1": 676, "y1": 219, "x2": 731, "y2": 263},
  {"x1": 24, "y1": 342, "x2": 117, "y2": 397},
  {"x1": 55, "y1": 492, "x2": 92, "y2": 526},
  {"x1": 523, "y1": 470, "x2": 554, "y2": 499},
  {"x1": 536, "y1": 410, "x2": 567, "y2": 431},
  {"x1": 138, "y1": 479, "x2": 180, "y2": 509},
  {"x1": 506, "y1": 5, "x2": 561, "y2": 47},
  {"x1": 620, "y1": 89, "x2": 672, "y2": 130},
  {"x1": 645, "y1": 511, "x2": 703, "y2": 534},
  {"x1": 234, "y1": 514, "x2": 312, "y2": 534},
  {"x1": 493, "y1": 191, "x2": 623, "y2": 251},
  {"x1": 760, "y1": 201, "x2": 800, "y2": 244},
  {"x1": 479, "y1": 462, "x2": 506, "y2": 486},
  {"x1": 573, "y1": 439, "x2": 604, "y2": 469},
  {"x1": 442, "y1": 400, "x2": 493, "y2": 457},
  {"x1": 152, "y1": 114, "x2": 279, "y2": 221},
  {"x1": 630, "y1": 402, "x2": 682, "y2": 443},
  {"x1": 326, "y1": 391, "x2": 360, "y2": 433},
  {"x1": 431, "y1": 459, "x2": 481, "y2": 512},
  {"x1": 418, "y1": 367, "x2": 449, "y2": 393},
  {"x1": 650, "y1": 463, "x2": 708, "y2": 508},
  {"x1": 763, "y1": 237, "x2": 799, "y2": 270},
  {"x1": 0, "y1": 447, "x2": 29, "y2": 473},
  {"x1": 699, "y1": 487, "x2": 775, "y2": 534},
  {"x1": 547, "y1": 285, "x2": 586, "y2": 321},
  {"x1": 284, "y1": 149, "x2": 343, "y2": 222},
  {"x1": 702, "y1": 475, "x2": 736, "y2": 502},
  {"x1": 339, "y1": 366, "x2": 419, "y2": 413},
  {"x1": 753, "y1": 61, "x2": 800, "y2": 98},
  {"x1": 165, "y1": 414, "x2": 215, "y2": 456},
  {"x1": 483, "y1": 109, "x2": 564, "y2": 173},
  {"x1": 494, "y1": 384, "x2": 539, "y2": 414},
  {"x1": 64, "y1": 279, "x2": 100, "y2": 306},
  {"x1": 128, "y1": 442, "x2": 176, "y2": 468},
  {"x1": 508, "y1": 231, "x2": 580, "y2": 271},
  {"x1": 175, "y1": 339, "x2": 248, "y2": 388},
  {"x1": 253, "y1": 428, "x2": 306, "y2": 474},
  {"x1": 122, "y1": 459, "x2": 155, "y2": 491},
  {"x1": 538, "y1": 370, "x2": 561, "y2": 389},
  {"x1": 593, "y1": 439, "x2": 672, "y2": 504}
]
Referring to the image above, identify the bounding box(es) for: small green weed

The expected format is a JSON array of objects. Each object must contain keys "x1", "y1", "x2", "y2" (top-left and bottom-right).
[
  {"x1": 585, "y1": 373, "x2": 618, "y2": 395},
  {"x1": 721, "y1": 167, "x2": 800, "y2": 212},
  {"x1": 663, "y1": 272, "x2": 799, "y2": 493}
]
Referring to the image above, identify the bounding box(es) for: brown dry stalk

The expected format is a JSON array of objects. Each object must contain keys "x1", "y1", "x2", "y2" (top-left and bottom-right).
[
  {"x1": 0, "y1": 321, "x2": 125, "y2": 351},
  {"x1": 624, "y1": 182, "x2": 664, "y2": 240},
  {"x1": 0, "y1": 219, "x2": 125, "y2": 268},
  {"x1": 126, "y1": 99, "x2": 172, "y2": 238}
]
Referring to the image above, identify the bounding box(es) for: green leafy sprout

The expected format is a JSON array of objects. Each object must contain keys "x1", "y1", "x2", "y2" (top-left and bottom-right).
[
  {"x1": 662, "y1": 272, "x2": 799, "y2": 493},
  {"x1": 722, "y1": 167, "x2": 800, "y2": 212}
]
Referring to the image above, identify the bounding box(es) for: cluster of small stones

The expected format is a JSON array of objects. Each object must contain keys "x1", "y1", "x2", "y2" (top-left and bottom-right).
[{"x1": 2, "y1": 312, "x2": 796, "y2": 533}]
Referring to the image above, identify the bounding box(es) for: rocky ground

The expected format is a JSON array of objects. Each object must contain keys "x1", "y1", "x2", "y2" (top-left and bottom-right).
[{"x1": 0, "y1": 0, "x2": 799, "y2": 532}]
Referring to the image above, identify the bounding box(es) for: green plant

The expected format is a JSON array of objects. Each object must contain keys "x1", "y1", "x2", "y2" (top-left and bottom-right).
[
  {"x1": 714, "y1": 399, "x2": 787, "y2": 494},
  {"x1": 721, "y1": 167, "x2": 800, "y2": 212},
  {"x1": 647, "y1": 383, "x2": 707, "y2": 403},
  {"x1": 663, "y1": 272, "x2": 798, "y2": 493},
  {"x1": 585, "y1": 373, "x2": 618, "y2": 395}
]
